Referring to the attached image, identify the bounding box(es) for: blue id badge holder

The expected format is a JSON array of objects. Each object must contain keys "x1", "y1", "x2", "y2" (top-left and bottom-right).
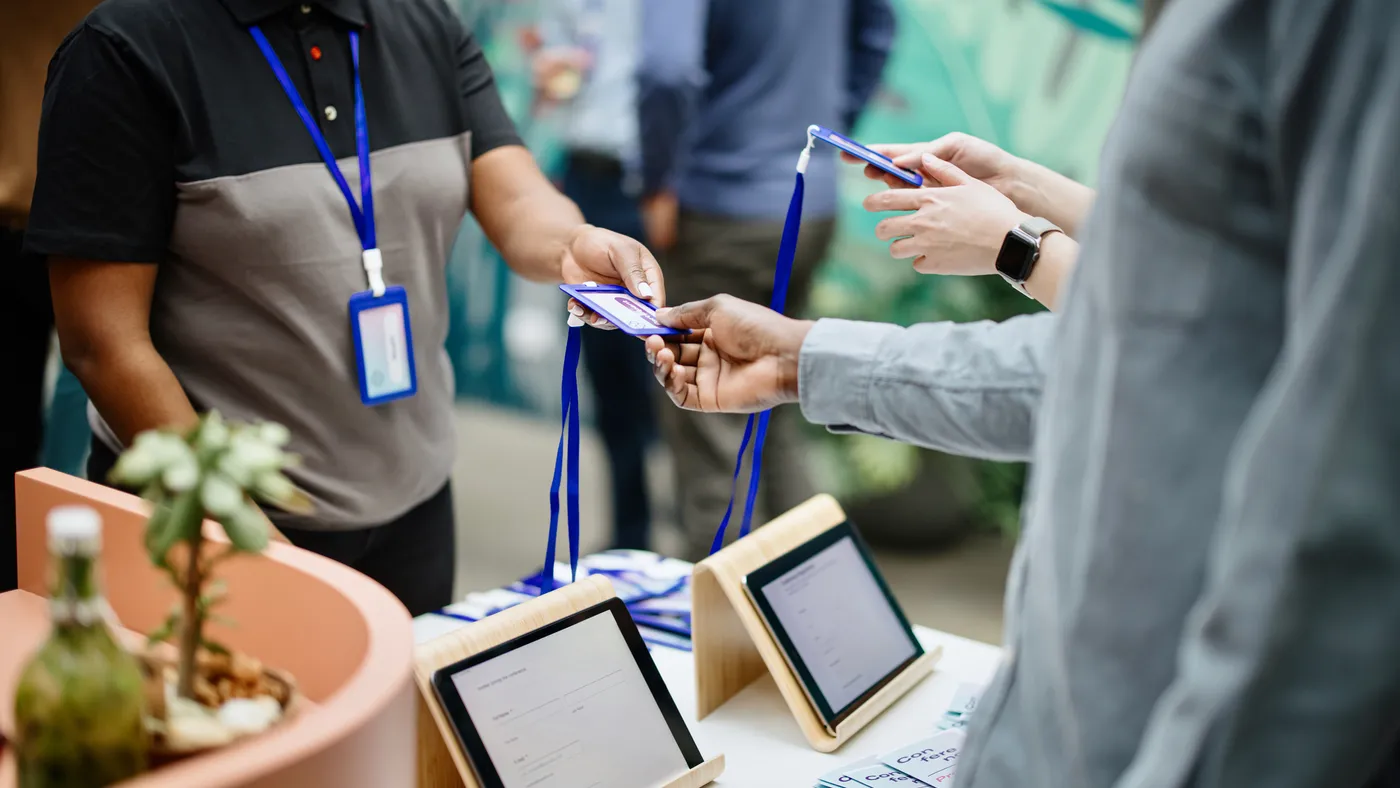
[{"x1": 349, "y1": 252, "x2": 418, "y2": 406}]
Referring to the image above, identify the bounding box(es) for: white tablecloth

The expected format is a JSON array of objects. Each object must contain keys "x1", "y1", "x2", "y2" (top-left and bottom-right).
[{"x1": 414, "y1": 615, "x2": 1002, "y2": 787}]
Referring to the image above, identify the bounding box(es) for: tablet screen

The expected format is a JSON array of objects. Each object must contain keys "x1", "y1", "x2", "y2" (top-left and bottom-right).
[
  {"x1": 433, "y1": 600, "x2": 700, "y2": 788},
  {"x1": 745, "y1": 522, "x2": 922, "y2": 726}
]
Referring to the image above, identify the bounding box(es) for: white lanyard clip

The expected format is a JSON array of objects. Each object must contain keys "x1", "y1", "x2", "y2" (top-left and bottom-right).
[
  {"x1": 362, "y1": 248, "x2": 387, "y2": 297},
  {"x1": 797, "y1": 130, "x2": 816, "y2": 174}
]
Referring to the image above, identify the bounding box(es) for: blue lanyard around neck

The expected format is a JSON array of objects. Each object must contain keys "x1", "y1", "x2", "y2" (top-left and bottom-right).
[
  {"x1": 249, "y1": 26, "x2": 376, "y2": 252},
  {"x1": 709, "y1": 142, "x2": 811, "y2": 555}
]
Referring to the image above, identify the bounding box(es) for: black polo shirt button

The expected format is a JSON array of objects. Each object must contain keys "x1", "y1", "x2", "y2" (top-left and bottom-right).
[
  {"x1": 299, "y1": 4, "x2": 311, "y2": 13},
  {"x1": 323, "y1": 105, "x2": 337, "y2": 121}
]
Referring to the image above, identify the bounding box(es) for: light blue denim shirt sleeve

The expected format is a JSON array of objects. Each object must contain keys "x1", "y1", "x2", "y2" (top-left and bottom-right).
[{"x1": 797, "y1": 313, "x2": 1054, "y2": 462}]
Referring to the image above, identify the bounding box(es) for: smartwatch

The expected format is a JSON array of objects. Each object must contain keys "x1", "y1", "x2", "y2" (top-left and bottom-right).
[{"x1": 995, "y1": 217, "x2": 1062, "y2": 297}]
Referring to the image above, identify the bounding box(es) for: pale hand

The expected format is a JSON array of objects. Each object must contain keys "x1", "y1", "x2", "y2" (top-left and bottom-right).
[
  {"x1": 643, "y1": 295, "x2": 812, "y2": 413},
  {"x1": 561, "y1": 225, "x2": 666, "y2": 329},
  {"x1": 864, "y1": 154, "x2": 1028, "y2": 276},
  {"x1": 847, "y1": 132, "x2": 1023, "y2": 198}
]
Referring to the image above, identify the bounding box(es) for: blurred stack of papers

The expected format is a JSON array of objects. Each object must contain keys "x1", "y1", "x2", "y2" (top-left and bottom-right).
[
  {"x1": 937, "y1": 683, "x2": 984, "y2": 732},
  {"x1": 816, "y1": 729, "x2": 964, "y2": 787},
  {"x1": 429, "y1": 550, "x2": 695, "y2": 651}
]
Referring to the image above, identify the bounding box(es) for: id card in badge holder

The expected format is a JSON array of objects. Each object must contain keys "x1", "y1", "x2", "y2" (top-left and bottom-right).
[{"x1": 349, "y1": 286, "x2": 418, "y2": 406}]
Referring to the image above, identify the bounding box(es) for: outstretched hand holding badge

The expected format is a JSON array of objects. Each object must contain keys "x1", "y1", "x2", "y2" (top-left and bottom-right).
[{"x1": 644, "y1": 296, "x2": 814, "y2": 414}]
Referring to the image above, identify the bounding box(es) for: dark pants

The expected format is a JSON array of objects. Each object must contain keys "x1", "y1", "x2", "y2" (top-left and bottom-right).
[
  {"x1": 2, "y1": 226, "x2": 52, "y2": 593},
  {"x1": 561, "y1": 153, "x2": 655, "y2": 550},
  {"x1": 660, "y1": 210, "x2": 835, "y2": 560},
  {"x1": 88, "y1": 439, "x2": 455, "y2": 616}
]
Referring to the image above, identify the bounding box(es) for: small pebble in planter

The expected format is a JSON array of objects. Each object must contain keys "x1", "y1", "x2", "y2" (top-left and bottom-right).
[{"x1": 110, "y1": 411, "x2": 311, "y2": 757}]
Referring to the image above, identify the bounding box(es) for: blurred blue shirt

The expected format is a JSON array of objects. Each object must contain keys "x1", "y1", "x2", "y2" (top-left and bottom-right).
[
  {"x1": 539, "y1": 0, "x2": 640, "y2": 163},
  {"x1": 639, "y1": 0, "x2": 895, "y2": 220}
]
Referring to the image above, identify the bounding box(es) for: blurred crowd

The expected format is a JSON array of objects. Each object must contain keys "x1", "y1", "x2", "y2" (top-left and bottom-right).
[{"x1": 4, "y1": 0, "x2": 1400, "y2": 786}]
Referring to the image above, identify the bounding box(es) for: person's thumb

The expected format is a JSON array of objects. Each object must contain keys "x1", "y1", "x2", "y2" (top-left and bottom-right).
[
  {"x1": 655, "y1": 297, "x2": 719, "y2": 330},
  {"x1": 920, "y1": 153, "x2": 972, "y2": 186}
]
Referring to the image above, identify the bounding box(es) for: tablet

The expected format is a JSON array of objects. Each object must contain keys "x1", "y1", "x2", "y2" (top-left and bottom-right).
[
  {"x1": 742, "y1": 521, "x2": 923, "y2": 734},
  {"x1": 431, "y1": 598, "x2": 705, "y2": 788},
  {"x1": 559, "y1": 283, "x2": 689, "y2": 336}
]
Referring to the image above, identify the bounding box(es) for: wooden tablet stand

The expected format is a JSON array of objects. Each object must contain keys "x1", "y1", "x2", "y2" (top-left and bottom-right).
[
  {"x1": 414, "y1": 574, "x2": 725, "y2": 788},
  {"x1": 691, "y1": 494, "x2": 941, "y2": 753}
]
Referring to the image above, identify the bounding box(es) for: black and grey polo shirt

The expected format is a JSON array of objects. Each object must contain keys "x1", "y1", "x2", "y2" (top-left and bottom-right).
[{"x1": 26, "y1": 0, "x2": 522, "y2": 530}]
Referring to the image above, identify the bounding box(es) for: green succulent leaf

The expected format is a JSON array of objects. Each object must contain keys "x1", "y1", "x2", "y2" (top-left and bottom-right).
[
  {"x1": 256, "y1": 421, "x2": 291, "y2": 447},
  {"x1": 147, "y1": 608, "x2": 181, "y2": 646},
  {"x1": 200, "y1": 472, "x2": 243, "y2": 518},
  {"x1": 150, "y1": 489, "x2": 202, "y2": 561},
  {"x1": 221, "y1": 502, "x2": 270, "y2": 554}
]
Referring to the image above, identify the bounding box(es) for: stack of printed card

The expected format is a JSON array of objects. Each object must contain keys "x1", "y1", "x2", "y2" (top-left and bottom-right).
[
  {"x1": 430, "y1": 549, "x2": 695, "y2": 650},
  {"x1": 816, "y1": 729, "x2": 964, "y2": 787},
  {"x1": 936, "y1": 683, "x2": 985, "y2": 732}
]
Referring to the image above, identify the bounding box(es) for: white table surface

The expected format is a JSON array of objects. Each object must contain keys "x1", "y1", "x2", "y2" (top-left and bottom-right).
[{"x1": 414, "y1": 615, "x2": 1002, "y2": 787}]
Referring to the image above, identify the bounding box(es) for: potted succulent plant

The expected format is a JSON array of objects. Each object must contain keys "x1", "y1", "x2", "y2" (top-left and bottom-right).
[{"x1": 109, "y1": 411, "x2": 310, "y2": 756}]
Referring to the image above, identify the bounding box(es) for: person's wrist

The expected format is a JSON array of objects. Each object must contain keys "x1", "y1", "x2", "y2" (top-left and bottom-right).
[
  {"x1": 1003, "y1": 156, "x2": 1042, "y2": 216},
  {"x1": 560, "y1": 223, "x2": 596, "y2": 278},
  {"x1": 776, "y1": 319, "x2": 816, "y2": 402}
]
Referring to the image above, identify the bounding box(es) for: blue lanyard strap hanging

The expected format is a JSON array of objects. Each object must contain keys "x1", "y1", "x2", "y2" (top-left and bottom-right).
[
  {"x1": 249, "y1": 26, "x2": 386, "y2": 296},
  {"x1": 709, "y1": 136, "x2": 815, "y2": 555},
  {"x1": 542, "y1": 319, "x2": 584, "y2": 592}
]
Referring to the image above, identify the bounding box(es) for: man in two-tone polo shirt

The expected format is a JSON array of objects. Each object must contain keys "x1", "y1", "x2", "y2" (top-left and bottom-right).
[{"x1": 26, "y1": 0, "x2": 665, "y2": 615}]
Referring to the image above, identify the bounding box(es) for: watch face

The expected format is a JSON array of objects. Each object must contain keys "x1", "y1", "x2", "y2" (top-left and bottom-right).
[{"x1": 995, "y1": 227, "x2": 1037, "y2": 282}]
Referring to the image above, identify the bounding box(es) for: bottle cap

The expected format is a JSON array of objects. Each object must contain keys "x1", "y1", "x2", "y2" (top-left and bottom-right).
[{"x1": 47, "y1": 505, "x2": 102, "y2": 555}]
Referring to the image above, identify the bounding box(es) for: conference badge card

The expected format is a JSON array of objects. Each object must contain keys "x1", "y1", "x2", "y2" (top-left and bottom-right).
[{"x1": 881, "y1": 729, "x2": 964, "y2": 785}]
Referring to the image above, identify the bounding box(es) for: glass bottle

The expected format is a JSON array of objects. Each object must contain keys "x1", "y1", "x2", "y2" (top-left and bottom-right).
[{"x1": 13, "y1": 506, "x2": 149, "y2": 787}]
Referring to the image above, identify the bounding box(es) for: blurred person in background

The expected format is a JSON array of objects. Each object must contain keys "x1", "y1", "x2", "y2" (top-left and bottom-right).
[
  {"x1": 639, "y1": 0, "x2": 896, "y2": 559},
  {"x1": 531, "y1": 0, "x2": 656, "y2": 550},
  {"x1": 25, "y1": 0, "x2": 665, "y2": 616},
  {"x1": 0, "y1": 0, "x2": 100, "y2": 594},
  {"x1": 648, "y1": 0, "x2": 1400, "y2": 785}
]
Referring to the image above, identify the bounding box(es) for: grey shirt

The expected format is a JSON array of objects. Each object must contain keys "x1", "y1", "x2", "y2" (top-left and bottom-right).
[{"x1": 799, "y1": 0, "x2": 1400, "y2": 785}]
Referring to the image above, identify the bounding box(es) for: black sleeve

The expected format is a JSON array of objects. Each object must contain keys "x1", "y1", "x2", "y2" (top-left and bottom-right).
[
  {"x1": 24, "y1": 24, "x2": 175, "y2": 263},
  {"x1": 450, "y1": 16, "x2": 523, "y2": 159}
]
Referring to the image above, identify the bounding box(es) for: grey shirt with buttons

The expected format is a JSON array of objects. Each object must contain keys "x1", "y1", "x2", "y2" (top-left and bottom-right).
[{"x1": 797, "y1": 0, "x2": 1400, "y2": 785}]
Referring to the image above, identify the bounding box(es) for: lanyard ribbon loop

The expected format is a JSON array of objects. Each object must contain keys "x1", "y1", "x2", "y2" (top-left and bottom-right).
[
  {"x1": 250, "y1": 26, "x2": 384, "y2": 296},
  {"x1": 709, "y1": 139, "x2": 812, "y2": 555},
  {"x1": 542, "y1": 324, "x2": 584, "y2": 591},
  {"x1": 541, "y1": 137, "x2": 812, "y2": 587}
]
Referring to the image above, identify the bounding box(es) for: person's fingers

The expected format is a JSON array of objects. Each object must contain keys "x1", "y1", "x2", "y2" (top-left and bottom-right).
[
  {"x1": 863, "y1": 163, "x2": 910, "y2": 190},
  {"x1": 655, "y1": 297, "x2": 721, "y2": 330},
  {"x1": 644, "y1": 335, "x2": 665, "y2": 363},
  {"x1": 867, "y1": 143, "x2": 919, "y2": 159},
  {"x1": 672, "y1": 341, "x2": 703, "y2": 366},
  {"x1": 567, "y1": 297, "x2": 619, "y2": 330},
  {"x1": 888, "y1": 237, "x2": 922, "y2": 260},
  {"x1": 874, "y1": 214, "x2": 917, "y2": 242},
  {"x1": 863, "y1": 188, "x2": 927, "y2": 213},
  {"x1": 634, "y1": 241, "x2": 664, "y2": 304},
  {"x1": 919, "y1": 154, "x2": 973, "y2": 187},
  {"x1": 668, "y1": 365, "x2": 702, "y2": 410},
  {"x1": 925, "y1": 132, "x2": 970, "y2": 159},
  {"x1": 610, "y1": 238, "x2": 664, "y2": 305}
]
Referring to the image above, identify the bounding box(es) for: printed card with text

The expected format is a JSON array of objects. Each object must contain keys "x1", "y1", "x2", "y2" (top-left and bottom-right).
[
  {"x1": 881, "y1": 729, "x2": 965, "y2": 786},
  {"x1": 842, "y1": 764, "x2": 935, "y2": 786},
  {"x1": 819, "y1": 756, "x2": 881, "y2": 787}
]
